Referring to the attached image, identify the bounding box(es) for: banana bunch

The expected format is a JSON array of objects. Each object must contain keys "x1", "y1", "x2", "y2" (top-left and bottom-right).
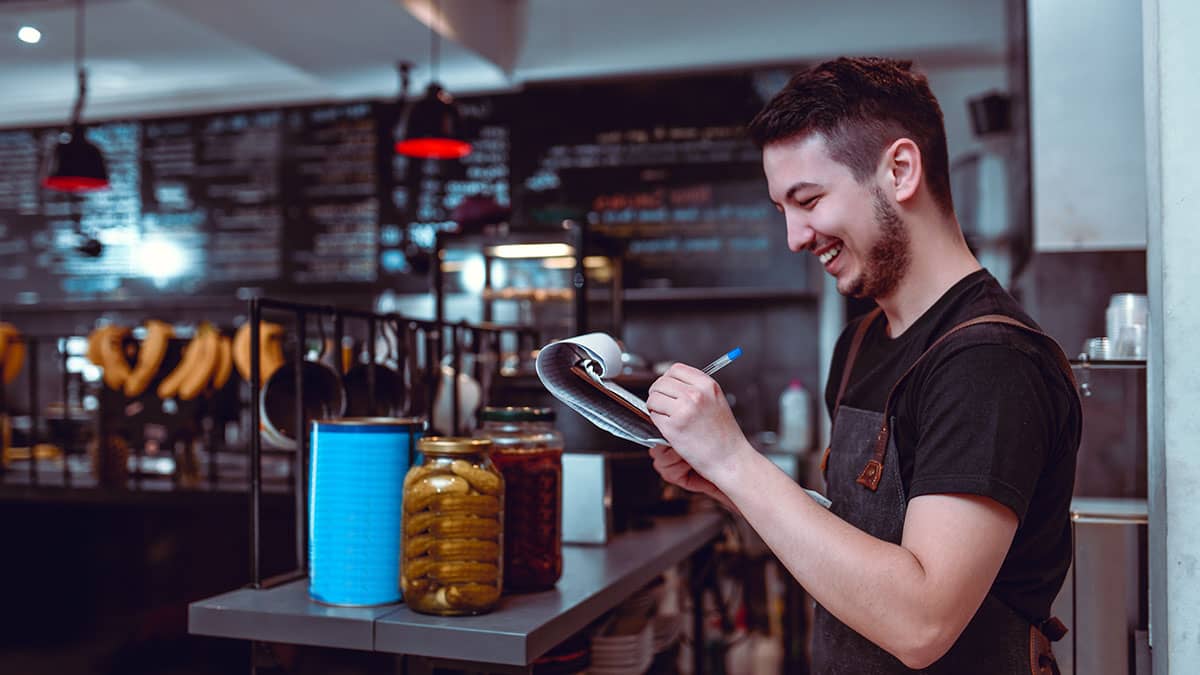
[
  {"x1": 0, "y1": 322, "x2": 26, "y2": 385},
  {"x1": 232, "y1": 320, "x2": 285, "y2": 384},
  {"x1": 123, "y1": 320, "x2": 174, "y2": 397},
  {"x1": 157, "y1": 323, "x2": 227, "y2": 401},
  {"x1": 87, "y1": 324, "x2": 133, "y2": 390}
]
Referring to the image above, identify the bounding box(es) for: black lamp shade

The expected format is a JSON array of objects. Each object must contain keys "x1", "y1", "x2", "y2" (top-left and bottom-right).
[
  {"x1": 43, "y1": 127, "x2": 109, "y2": 192},
  {"x1": 395, "y1": 83, "x2": 472, "y2": 159}
]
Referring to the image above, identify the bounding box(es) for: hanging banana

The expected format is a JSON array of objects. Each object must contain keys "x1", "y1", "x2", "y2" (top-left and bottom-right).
[
  {"x1": 123, "y1": 320, "x2": 174, "y2": 397},
  {"x1": 92, "y1": 325, "x2": 133, "y2": 390},
  {"x1": 0, "y1": 323, "x2": 24, "y2": 385},
  {"x1": 157, "y1": 324, "x2": 209, "y2": 400},
  {"x1": 232, "y1": 320, "x2": 286, "y2": 384},
  {"x1": 177, "y1": 324, "x2": 220, "y2": 401},
  {"x1": 156, "y1": 341, "x2": 193, "y2": 400},
  {"x1": 210, "y1": 335, "x2": 233, "y2": 391}
]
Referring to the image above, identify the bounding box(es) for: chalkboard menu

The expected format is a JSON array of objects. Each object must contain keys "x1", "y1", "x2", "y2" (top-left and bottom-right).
[
  {"x1": 510, "y1": 71, "x2": 807, "y2": 290},
  {"x1": 0, "y1": 122, "x2": 143, "y2": 303},
  {"x1": 0, "y1": 66, "x2": 807, "y2": 306},
  {"x1": 142, "y1": 109, "x2": 284, "y2": 291},
  {"x1": 281, "y1": 102, "x2": 380, "y2": 286}
]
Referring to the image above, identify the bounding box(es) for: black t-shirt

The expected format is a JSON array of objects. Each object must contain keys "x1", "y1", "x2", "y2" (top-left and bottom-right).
[{"x1": 823, "y1": 269, "x2": 1080, "y2": 624}]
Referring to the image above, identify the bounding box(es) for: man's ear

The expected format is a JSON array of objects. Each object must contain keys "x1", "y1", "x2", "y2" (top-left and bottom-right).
[{"x1": 881, "y1": 138, "x2": 922, "y2": 205}]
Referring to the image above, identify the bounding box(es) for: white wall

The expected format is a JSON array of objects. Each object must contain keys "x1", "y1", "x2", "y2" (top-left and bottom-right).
[
  {"x1": 1030, "y1": 0, "x2": 1147, "y2": 251},
  {"x1": 1144, "y1": 0, "x2": 1200, "y2": 671},
  {"x1": 923, "y1": 64, "x2": 1010, "y2": 166}
]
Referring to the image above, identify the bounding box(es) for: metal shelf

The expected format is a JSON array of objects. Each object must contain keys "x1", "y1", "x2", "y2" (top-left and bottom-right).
[
  {"x1": 189, "y1": 511, "x2": 725, "y2": 668},
  {"x1": 1069, "y1": 359, "x2": 1147, "y2": 370}
]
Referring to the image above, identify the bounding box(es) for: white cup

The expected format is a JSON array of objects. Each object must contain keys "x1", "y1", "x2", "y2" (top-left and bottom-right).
[
  {"x1": 1106, "y1": 293, "x2": 1148, "y2": 344},
  {"x1": 1114, "y1": 323, "x2": 1147, "y2": 360}
]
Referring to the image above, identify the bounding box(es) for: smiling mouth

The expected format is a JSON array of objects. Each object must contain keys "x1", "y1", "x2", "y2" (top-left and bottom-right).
[{"x1": 818, "y1": 246, "x2": 842, "y2": 265}]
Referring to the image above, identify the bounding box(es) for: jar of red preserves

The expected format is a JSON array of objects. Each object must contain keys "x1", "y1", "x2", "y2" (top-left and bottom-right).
[{"x1": 476, "y1": 406, "x2": 563, "y2": 592}]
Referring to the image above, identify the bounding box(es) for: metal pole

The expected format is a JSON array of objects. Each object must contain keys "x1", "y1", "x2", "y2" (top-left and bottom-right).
[
  {"x1": 451, "y1": 324, "x2": 461, "y2": 434},
  {"x1": 367, "y1": 317, "x2": 377, "y2": 414},
  {"x1": 293, "y1": 310, "x2": 307, "y2": 574},
  {"x1": 60, "y1": 338, "x2": 71, "y2": 486},
  {"x1": 28, "y1": 339, "x2": 39, "y2": 486},
  {"x1": 249, "y1": 298, "x2": 262, "y2": 588}
]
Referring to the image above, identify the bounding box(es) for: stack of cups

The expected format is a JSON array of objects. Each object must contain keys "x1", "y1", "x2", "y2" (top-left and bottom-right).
[{"x1": 1106, "y1": 293, "x2": 1148, "y2": 360}]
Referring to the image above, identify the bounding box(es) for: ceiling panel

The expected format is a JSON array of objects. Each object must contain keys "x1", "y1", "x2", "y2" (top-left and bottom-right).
[{"x1": 0, "y1": 0, "x2": 1008, "y2": 127}]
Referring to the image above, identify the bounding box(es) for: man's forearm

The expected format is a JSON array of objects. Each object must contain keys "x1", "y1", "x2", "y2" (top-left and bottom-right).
[{"x1": 712, "y1": 446, "x2": 952, "y2": 667}]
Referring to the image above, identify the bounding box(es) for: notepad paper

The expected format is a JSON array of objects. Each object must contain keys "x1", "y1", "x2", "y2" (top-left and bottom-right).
[
  {"x1": 536, "y1": 332, "x2": 834, "y2": 510},
  {"x1": 535, "y1": 332, "x2": 666, "y2": 447}
]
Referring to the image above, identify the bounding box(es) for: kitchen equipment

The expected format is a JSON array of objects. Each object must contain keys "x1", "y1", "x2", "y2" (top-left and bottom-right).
[
  {"x1": 561, "y1": 452, "x2": 611, "y2": 544},
  {"x1": 1083, "y1": 337, "x2": 1111, "y2": 361},
  {"x1": 431, "y1": 354, "x2": 483, "y2": 435},
  {"x1": 476, "y1": 406, "x2": 564, "y2": 592},
  {"x1": 308, "y1": 417, "x2": 422, "y2": 606},
  {"x1": 401, "y1": 436, "x2": 505, "y2": 616},
  {"x1": 260, "y1": 359, "x2": 346, "y2": 450},
  {"x1": 1106, "y1": 293, "x2": 1148, "y2": 360}
]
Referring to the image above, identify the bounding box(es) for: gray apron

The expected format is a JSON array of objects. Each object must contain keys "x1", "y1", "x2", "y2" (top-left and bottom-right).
[{"x1": 810, "y1": 309, "x2": 1073, "y2": 674}]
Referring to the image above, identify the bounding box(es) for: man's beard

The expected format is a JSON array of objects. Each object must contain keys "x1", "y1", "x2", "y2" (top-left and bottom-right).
[{"x1": 843, "y1": 188, "x2": 911, "y2": 299}]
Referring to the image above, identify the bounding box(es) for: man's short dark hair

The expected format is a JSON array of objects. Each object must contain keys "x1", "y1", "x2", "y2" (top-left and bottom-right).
[{"x1": 748, "y1": 57, "x2": 953, "y2": 213}]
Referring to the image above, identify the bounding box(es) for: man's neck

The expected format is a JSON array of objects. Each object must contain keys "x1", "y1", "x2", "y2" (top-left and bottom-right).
[{"x1": 875, "y1": 221, "x2": 982, "y2": 338}]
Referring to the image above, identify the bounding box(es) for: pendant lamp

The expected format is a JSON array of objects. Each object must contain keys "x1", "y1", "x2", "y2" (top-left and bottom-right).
[
  {"x1": 394, "y1": 0, "x2": 471, "y2": 159},
  {"x1": 43, "y1": 0, "x2": 108, "y2": 192}
]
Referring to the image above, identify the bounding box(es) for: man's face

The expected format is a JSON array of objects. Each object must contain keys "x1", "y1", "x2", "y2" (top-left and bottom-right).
[{"x1": 763, "y1": 134, "x2": 911, "y2": 300}]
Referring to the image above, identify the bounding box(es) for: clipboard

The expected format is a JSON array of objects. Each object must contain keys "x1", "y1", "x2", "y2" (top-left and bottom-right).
[{"x1": 569, "y1": 363, "x2": 654, "y2": 425}]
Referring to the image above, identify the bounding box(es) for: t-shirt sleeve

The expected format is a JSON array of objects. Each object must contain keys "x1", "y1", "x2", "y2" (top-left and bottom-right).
[{"x1": 907, "y1": 343, "x2": 1060, "y2": 523}]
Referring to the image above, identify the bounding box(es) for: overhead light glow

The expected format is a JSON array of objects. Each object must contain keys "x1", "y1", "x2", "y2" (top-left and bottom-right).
[
  {"x1": 460, "y1": 254, "x2": 487, "y2": 294},
  {"x1": 137, "y1": 238, "x2": 189, "y2": 285},
  {"x1": 17, "y1": 26, "x2": 42, "y2": 44},
  {"x1": 543, "y1": 255, "x2": 609, "y2": 270},
  {"x1": 488, "y1": 243, "x2": 575, "y2": 259}
]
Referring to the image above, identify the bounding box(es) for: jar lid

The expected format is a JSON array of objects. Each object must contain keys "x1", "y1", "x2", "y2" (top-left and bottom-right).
[
  {"x1": 314, "y1": 416, "x2": 425, "y2": 428},
  {"x1": 479, "y1": 406, "x2": 556, "y2": 422},
  {"x1": 417, "y1": 436, "x2": 493, "y2": 455}
]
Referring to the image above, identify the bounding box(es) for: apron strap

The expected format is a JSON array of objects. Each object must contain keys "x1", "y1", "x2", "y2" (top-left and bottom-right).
[
  {"x1": 821, "y1": 307, "x2": 883, "y2": 474},
  {"x1": 856, "y1": 313, "x2": 1079, "y2": 491}
]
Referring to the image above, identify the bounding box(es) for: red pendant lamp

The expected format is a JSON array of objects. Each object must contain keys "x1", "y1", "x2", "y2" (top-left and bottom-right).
[
  {"x1": 43, "y1": 0, "x2": 108, "y2": 192},
  {"x1": 394, "y1": 0, "x2": 471, "y2": 160}
]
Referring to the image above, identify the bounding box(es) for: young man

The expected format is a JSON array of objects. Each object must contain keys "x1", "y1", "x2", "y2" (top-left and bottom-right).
[{"x1": 645, "y1": 57, "x2": 1081, "y2": 673}]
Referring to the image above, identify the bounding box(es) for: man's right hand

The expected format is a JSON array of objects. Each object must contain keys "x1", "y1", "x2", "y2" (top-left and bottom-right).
[{"x1": 648, "y1": 444, "x2": 739, "y2": 514}]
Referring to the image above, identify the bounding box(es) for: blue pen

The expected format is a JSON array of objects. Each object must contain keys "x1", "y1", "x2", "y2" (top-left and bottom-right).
[{"x1": 701, "y1": 347, "x2": 742, "y2": 376}]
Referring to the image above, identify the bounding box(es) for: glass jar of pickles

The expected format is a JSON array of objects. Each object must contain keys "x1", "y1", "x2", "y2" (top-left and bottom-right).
[
  {"x1": 401, "y1": 437, "x2": 504, "y2": 615},
  {"x1": 476, "y1": 406, "x2": 563, "y2": 592}
]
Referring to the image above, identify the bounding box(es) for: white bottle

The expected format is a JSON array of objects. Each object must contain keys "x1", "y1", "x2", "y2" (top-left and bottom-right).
[{"x1": 778, "y1": 379, "x2": 811, "y2": 453}]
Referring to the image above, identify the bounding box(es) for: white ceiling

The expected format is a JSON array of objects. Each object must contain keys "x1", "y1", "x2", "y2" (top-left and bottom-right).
[{"x1": 0, "y1": 0, "x2": 1009, "y2": 128}]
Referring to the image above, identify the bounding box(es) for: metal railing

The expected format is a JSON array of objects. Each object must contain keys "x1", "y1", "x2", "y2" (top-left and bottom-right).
[{"x1": 244, "y1": 297, "x2": 539, "y2": 588}]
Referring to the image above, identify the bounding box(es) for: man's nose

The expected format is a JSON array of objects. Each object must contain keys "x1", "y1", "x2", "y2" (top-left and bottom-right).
[{"x1": 786, "y1": 216, "x2": 815, "y2": 253}]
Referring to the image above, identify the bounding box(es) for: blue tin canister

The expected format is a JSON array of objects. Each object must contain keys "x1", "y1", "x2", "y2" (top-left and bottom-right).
[{"x1": 308, "y1": 416, "x2": 424, "y2": 606}]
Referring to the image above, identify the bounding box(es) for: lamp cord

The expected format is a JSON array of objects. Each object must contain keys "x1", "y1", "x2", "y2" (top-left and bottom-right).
[
  {"x1": 430, "y1": 0, "x2": 440, "y2": 84},
  {"x1": 71, "y1": 0, "x2": 87, "y2": 127},
  {"x1": 398, "y1": 61, "x2": 411, "y2": 103}
]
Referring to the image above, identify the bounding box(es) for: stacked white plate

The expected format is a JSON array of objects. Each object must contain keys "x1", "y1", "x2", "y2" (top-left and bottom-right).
[
  {"x1": 589, "y1": 622, "x2": 653, "y2": 675},
  {"x1": 622, "y1": 585, "x2": 659, "y2": 619},
  {"x1": 651, "y1": 613, "x2": 682, "y2": 654}
]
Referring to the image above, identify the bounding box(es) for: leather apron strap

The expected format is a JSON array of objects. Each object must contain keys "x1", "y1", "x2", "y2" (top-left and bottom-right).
[{"x1": 820, "y1": 307, "x2": 883, "y2": 474}]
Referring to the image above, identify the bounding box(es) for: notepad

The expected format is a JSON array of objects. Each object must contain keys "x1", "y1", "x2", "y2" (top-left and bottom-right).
[
  {"x1": 535, "y1": 332, "x2": 666, "y2": 447},
  {"x1": 536, "y1": 332, "x2": 833, "y2": 509}
]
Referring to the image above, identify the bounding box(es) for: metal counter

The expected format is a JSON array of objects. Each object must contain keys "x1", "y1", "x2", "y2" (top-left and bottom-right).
[{"x1": 189, "y1": 510, "x2": 725, "y2": 669}]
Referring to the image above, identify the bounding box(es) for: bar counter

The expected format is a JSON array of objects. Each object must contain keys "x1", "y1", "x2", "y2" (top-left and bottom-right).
[{"x1": 189, "y1": 509, "x2": 725, "y2": 670}]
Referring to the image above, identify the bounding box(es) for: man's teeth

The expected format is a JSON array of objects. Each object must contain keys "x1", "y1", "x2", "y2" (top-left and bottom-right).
[{"x1": 818, "y1": 246, "x2": 842, "y2": 265}]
